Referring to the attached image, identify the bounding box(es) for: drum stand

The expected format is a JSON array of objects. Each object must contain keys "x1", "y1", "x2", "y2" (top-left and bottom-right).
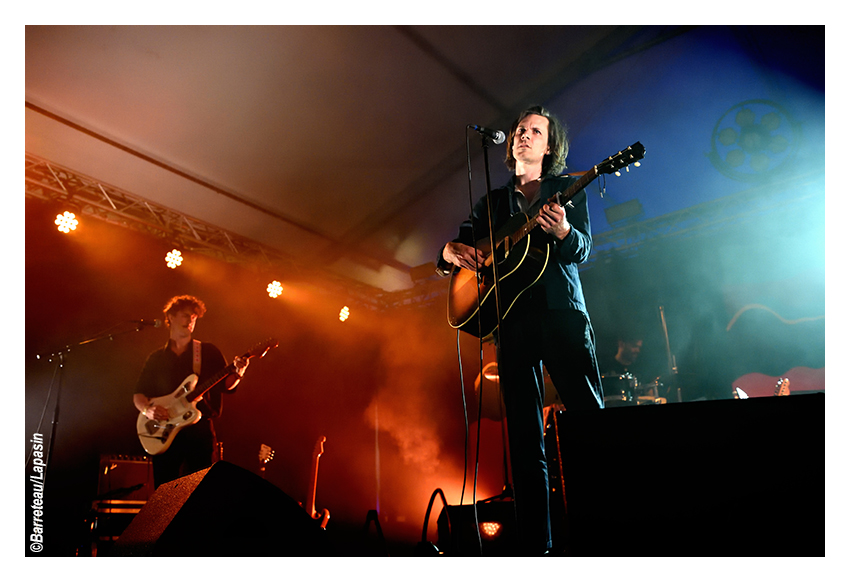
[{"x1": 658, "y1": 305, "x2": 682, "y2": 403}]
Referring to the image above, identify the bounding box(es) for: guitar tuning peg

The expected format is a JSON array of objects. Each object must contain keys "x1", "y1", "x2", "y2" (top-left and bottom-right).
[
  {"x1": 614, "y1": 171, "x2": 621, "y2": 177},
  {"x1": 634, "y1": 162, "x2": 641, "y2": 167}
]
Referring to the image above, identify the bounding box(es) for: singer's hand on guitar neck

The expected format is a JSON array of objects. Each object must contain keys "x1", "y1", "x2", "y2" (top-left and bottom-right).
[
  {"x1": 443, "y1": 241, "x2": 487, "y2": 272},
  {"x1": 537, "y1": 202, "x2": 571, "y2": 240}
]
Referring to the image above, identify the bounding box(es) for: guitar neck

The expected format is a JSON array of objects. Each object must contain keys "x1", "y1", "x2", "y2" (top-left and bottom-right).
[
  {"x1": 185, "y1": 363, "x2": 235, "y2": 402},
  {"x1": 183, "y1": 340, "x2": 275, "y2": 402},
  {"x1": 307, "y1": 457, "x2": 320, "y2": 517},
  {"x1": 512, "y1": 166, "x2": 599, "y2": 245},
  {"x1": 307, "y1": 437, "x2": 326, "y2": 519}
]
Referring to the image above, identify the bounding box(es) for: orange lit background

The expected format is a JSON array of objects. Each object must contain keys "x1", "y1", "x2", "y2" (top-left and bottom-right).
[{"x1": 25, "y1": 198, "x2": 506, "y2": 554}]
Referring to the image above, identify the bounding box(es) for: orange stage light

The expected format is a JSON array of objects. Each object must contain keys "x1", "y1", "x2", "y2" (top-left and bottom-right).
[
  {"x1": 480, "y1": 521, "x2": 502, "y2": 539},
  {"x1": 267, "y1": 280, "x2": 283, "y2": 298},
  {"x1": 55, "y1": 211, "x2": 78, "y2": 233},
  {"x1": 165, "y1": 249, "x2": 183, "y2": 269}
]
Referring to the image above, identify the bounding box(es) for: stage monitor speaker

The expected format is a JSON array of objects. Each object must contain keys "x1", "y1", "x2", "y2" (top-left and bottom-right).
[
  {"x1": 552, "y1": 393, "x2": 824, "y2": 556},
  {"x1": 111, "y1": 461, "x2": 327, "y2": 556}
]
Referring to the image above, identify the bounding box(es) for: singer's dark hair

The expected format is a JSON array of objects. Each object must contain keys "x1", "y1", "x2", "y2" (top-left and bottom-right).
[
  {"x1": 504, "y1": 105, "x2": 569, "y2": 176},
  {"x1": 163, "y1": 295, "x2": 206, "y2": 325}
]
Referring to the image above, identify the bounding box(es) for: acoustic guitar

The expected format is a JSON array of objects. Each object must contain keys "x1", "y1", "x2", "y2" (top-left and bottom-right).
[
  {"x1": 447, "y1": 142, "x2": 645, "y2": 338},
  {"x1": 258, "y1": 443, "x2": 274, "y2": 478}
]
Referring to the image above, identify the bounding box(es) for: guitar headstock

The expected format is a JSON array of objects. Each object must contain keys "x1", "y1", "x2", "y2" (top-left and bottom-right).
[
  {"x1": 246, "y1": 338, "x2": 279, "y2": 360},
  {"x1": 313, "y1": 436, "x2": 327, "y2": 458},
  {"x1": 774, "y1": 377, "x2": 790, "y2": 396},
  {"x1": 259, "y1": 443, "x2": 274, "y2": 464},
  {"x1": 596, "y1": 142, "x2": 645, "y2": 177}
]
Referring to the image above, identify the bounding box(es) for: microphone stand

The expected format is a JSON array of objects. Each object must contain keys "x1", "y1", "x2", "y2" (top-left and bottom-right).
[
  {"x1": 460, "y1": 132, "x2": 510, "y2": 556},
  {"x1": 479, "y1": 137, "x2": 516, "y2": 510},
  {"x1": 31, "y1": 321, "x2": 158, "y2": 488},
  {"x1": 481, "y1": 136, "x2": 504, "y2": 338},
  {"x1": 481, "y1": 135, "x2": 510, "y2": 487}
]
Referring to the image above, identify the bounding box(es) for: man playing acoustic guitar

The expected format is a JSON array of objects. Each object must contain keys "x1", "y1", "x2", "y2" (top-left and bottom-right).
[
  {"x1": 437, "y1": 106, "x2": 605, "y2": 555},
  {"x1": 133, "y1": 295, "x2": 249, "y2": 487}
]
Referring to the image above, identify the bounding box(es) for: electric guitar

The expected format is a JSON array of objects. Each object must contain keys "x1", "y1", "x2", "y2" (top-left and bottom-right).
[
  {"x1": 774, "y1": 377, "x2": 790, "y2": 396},
  {"x1": 136, "y1": 338, "x2": 278, "y2": 455},
  {"x1": 447, "y1": 142, "x2": 645, "y2": 338},
  {"x1": 306, "y1": 436, "x2": 330, "y2": 529},
  {"x1": 258, "y1": 443, "x2": 274, "y2": 478}
]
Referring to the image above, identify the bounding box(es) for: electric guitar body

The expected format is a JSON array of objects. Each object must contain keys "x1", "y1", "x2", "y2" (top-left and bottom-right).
[
  {"x1": 136, "y1": 338, "x2": 278, "y2": 455},
  {"x1": 136, "y1": 374, "x2": 203, "y2": 455}
]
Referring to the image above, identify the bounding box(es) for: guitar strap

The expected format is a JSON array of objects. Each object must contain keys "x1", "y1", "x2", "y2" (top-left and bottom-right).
[
  {"x1": 192, "y1": 339, "x2": 202, "y2": 376},
  {"x1": 192, "y1": 339, "x2": 209, "y2": 411}
]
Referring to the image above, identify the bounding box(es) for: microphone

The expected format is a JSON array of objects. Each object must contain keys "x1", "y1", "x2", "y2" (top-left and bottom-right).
[
  {"x1": 469, "y1": 125, "x2": 506, "y2": 145},
  {"x1": 135, "y1": 319, "x2": 163, "y2": 328}
]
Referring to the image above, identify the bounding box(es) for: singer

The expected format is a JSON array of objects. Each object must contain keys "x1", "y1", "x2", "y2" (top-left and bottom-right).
[
  {"x1": 436, "y1": 106, "x2": 604, "y2": 555},
  {"x1": 132, "y1": 295, "x2": 249, "y2": 487}
]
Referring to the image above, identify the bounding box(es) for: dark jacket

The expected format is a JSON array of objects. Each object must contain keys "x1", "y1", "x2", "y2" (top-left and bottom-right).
[
  {"x1": 135, "y1": 340, "x2": 229, "y2": 418},
  {"x1": 437, "y1": 173, "x2": 593, "y2": 314}
]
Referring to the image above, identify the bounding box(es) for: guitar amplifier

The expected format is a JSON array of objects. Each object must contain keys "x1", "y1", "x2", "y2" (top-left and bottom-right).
[
  {"x1": 97, "y1": 454, "x2": 155, "y2": 501},
  {"x1": 89, "y1": 454, "x2": 155, "y2": 556}
]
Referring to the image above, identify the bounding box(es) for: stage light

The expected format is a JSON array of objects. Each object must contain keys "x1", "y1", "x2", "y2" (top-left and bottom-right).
[
  {"x1": 165, "y1": 249, "x2": 183, "y2": 269},
  {"x1": 339, "y1": 306, "x2": 350, "y2": 322},
  {"x1": 480, "y1": 522, "x2": 502, "y2": 539},
  {"x1": 55, "y1": 211, "x2": 78, "y2": 233},
  {"x1": 437, "y1": 502, "x2": 516, "y2": 556},
  {"x1": 267, "y1": 281, "x2": 283, "y2": 298}
]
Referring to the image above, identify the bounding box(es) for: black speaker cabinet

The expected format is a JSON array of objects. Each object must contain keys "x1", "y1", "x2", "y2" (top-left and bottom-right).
[
  {"x1": 549, "y1": 393, "x2": 824, "y2": 556},
  {"x1": 111, "y1": 461, "x2": 327, "y2": 556}
]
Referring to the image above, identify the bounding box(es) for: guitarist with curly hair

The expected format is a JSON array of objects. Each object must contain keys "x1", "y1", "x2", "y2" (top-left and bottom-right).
[{"x1": 133, "y1": 295, "x2": 249, "y2": 487}]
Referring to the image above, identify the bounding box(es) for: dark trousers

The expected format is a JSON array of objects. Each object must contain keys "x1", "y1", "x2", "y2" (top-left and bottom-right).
[
  {"x1": 496, "y1": 289, "x2": 603, "y2": 554},
  {"x1": 152, "y1": 419, "x2": 216, "y2": 488}
]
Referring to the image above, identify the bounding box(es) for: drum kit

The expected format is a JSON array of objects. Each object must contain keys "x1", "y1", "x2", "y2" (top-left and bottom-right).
[
  {"x1": 599, "y1": 373, "x2": 667, "y2": 407},
  {"x1": 474, "y1": 366, "x2": 667, "y2": 419}
]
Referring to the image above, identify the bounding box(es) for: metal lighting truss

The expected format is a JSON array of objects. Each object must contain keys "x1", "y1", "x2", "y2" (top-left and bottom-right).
[
  {"x1": 24, "y1": 152, "x2": 383, "y2": 310},
  {"x1": 25, "y1": 153, "x2": 823, "y2": 311},
  {"x1": 587, "y1": 168, "x2": 824, "y2": 265}
]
